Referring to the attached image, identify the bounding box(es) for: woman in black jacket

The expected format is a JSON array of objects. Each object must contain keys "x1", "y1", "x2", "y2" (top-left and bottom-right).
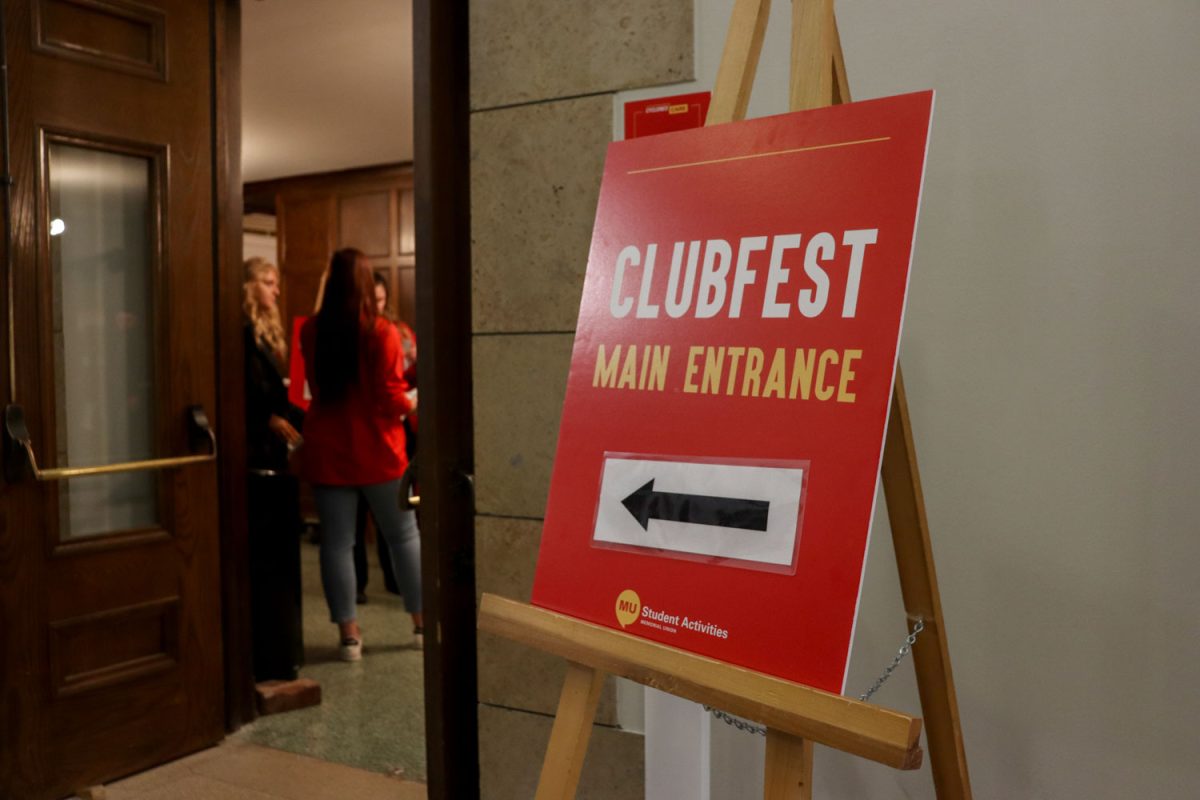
[
  {"x1": 243, "y1": 257, "x2": 305, "y2": 680},
  {"x1": 244, "y1": 257, "x2": 302, "y2": 469}
]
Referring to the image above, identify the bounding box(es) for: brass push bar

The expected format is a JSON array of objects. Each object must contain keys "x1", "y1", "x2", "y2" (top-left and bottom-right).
[{"x1": 3, "y1": 404, "x2": 216, "y2": 482}]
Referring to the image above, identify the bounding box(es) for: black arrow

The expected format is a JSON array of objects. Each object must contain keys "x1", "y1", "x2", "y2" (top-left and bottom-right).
[{"x1": 621, "y1": 479, "x2": 769, "y2": 532}]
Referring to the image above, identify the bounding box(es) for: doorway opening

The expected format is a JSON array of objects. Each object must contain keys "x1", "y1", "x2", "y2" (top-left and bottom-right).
[
  {"x1": 238, "y1": 165, "x2": 425, "y2": 781},
  {"x1": 224, "y1": 1, "x2": 476, "y2": 793}
]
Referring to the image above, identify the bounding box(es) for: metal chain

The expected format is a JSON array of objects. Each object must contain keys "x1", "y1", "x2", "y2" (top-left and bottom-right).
[
  {"x1": 704, "y1": 617, "x2": 925, "y2": 735},
  {"x1": 858, "y1": 617, "x2": 924, "y2": 702},
  {"x1": 703, "y1": 705, "x2": 767, "y2": 736}
]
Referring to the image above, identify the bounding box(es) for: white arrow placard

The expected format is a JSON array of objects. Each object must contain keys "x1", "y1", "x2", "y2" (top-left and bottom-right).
[{"x1": 593, "y1": 455, "x2": 807, "y2": 568}]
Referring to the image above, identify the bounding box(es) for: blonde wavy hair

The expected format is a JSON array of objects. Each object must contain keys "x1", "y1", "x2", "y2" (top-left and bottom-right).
[{"x1": 243, "y1": 257, "x2": 287, "y2": 364}]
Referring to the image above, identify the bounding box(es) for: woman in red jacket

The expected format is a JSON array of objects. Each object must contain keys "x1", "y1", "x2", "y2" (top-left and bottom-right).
[{"x1": 300, "y1": 248, "x2": 422, "y2": 660}]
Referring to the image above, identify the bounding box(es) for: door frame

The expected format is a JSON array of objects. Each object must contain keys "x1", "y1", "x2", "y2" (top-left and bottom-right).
[
  {"x1": 213, "y1": 0, "x2": 255, "y2": 730},
  {"x1": 213, "y1": 2, "x2": 480, "y2": 797},
  {"x1": 412, "y1": 2, "x2": 479, "y2": 798}
]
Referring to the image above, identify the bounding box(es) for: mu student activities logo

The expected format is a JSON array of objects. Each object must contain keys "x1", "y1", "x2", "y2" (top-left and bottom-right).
[
  {"x1": 614, "y1": 589, "x2": 729, "y2": 639},
  {"x1": 615, "y1": 589, "x2": 641, "y2": 628}
]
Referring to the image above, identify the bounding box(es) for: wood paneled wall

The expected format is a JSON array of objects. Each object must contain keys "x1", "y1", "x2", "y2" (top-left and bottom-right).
[{"x1": 245, "y1": 164, "x2": 416, "y2": 331}]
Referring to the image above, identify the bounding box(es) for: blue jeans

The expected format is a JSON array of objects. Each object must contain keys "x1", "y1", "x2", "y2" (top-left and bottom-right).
[{"x1": 313, "y1": 479, "x2": 422, "y2": 623}]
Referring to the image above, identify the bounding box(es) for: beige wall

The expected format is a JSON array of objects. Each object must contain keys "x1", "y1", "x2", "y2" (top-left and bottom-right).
[
  {"x1": 644, "y1": 1, "x2": 1200, "y2": 797},
  {"x1": 469, "y1": 2, "x2": 694, "y2": 797},
  {"x1": 828, "y1": 3, "x2": 1200, "y2": 796}
]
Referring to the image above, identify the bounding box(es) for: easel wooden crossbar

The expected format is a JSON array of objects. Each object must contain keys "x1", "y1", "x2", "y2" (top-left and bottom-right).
[
  {"x1": 479, "y1": 1, "x2": 973, "y2": 798},
  {"x1": 480, "y1": 595, "x2": 922, "y2": 770}
]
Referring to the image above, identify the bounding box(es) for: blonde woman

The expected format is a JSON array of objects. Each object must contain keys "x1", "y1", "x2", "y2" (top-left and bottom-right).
[
  {"x1": 243, "y1": 257, "x2": 307, "y2": 681},
  {"x1": 243, "y1": 257, "x2": 302, "y2": 470}
]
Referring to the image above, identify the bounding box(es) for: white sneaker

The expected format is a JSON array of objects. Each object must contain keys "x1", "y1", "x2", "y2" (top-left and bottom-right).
[
  {"x1": 412, "y1": 627, "x2": 424, "y2": 650},
  {"x1": 340, "y1": 637, "x2": 363, "y2": 662}
]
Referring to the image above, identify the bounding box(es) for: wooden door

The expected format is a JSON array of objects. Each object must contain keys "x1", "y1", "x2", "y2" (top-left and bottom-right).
[{"x1": 0, "y1": 1, "x2": 224, "y2": 796}]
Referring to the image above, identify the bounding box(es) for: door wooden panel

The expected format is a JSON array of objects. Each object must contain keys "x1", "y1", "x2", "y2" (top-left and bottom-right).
[
  {"x1": 245, "y1": 165, "x2": 415, "y2": 328},
  {"x1": 1, "y1": 1, "x2": 224, "y2": 796},
  {"x1": 33, "y1": 0, "x2": 168, "y2": 80},
  {"x1": 398, "y1": 188, "x2": 415, "y2": 255},
  {"x1": 277, "y1": 192, "x2": 335, "y2": 326},
  {"x1": 49, "y1": 597, "x2": 180, "y2": 698},
  {"x1": 396, "y1": 265, "x2": 417, "y2": 329},
  {"x1": 339, "y1": 191, "x2": 391, "y2": 258}
]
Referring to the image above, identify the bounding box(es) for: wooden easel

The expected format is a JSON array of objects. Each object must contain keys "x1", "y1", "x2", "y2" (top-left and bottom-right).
[{"x1": 478, "y1": 1, "x2": 973, "y2": 798}]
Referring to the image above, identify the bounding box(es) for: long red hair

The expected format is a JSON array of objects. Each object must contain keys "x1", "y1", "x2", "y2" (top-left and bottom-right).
[{"x1": 313, "y1": 248, "x2": 377, "y2": 403}]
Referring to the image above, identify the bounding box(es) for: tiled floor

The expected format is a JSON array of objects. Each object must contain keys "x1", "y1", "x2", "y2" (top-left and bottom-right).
[
  {"x1": 105, "y1": 739, "x2": 426, "y2": 800},
  {"x1": 233, "y1": 538, "x2": 428, "y2": 780}
]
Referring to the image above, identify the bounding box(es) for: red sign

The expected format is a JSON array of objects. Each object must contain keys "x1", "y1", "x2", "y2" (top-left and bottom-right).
[
  {"x1": 624, "y1": 92, "x2": 711, "y2": 139},
  {"x1": 531, "y1": 91, "x2": 934, "y2": 693},
  {"x1": 287, "y1": 316, "x2": 310, "y2": 411}
]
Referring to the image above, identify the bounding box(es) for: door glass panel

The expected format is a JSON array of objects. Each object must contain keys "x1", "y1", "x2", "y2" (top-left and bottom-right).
[{"x1": 48, "y1": 142, "x2": 158, "y2": 539}]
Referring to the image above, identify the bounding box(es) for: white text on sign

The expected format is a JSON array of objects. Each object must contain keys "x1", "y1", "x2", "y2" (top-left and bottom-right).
[{"x1": 609, "y1": 230, "x2": 879, "y2": 320}]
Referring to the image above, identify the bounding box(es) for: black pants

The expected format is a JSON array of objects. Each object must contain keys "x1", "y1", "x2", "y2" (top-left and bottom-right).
[{"x1": 247, "y1": 472, "x2": 304, "y2": 681}]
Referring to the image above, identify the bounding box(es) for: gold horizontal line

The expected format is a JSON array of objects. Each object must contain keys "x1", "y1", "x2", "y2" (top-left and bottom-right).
[{"x1": 627, "y1": 136, "x2": 891, "y2": 175}]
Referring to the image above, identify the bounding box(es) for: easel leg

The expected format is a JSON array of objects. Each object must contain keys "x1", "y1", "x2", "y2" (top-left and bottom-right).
[
  {"x1": 763, "y1": 729, "x2": 814, "y2": 800},
  {"x1": 708, "y1": 0, "x2": 772, "y2": 125},
  {"x1": 881, "y1": 370, "x2": 973, "y2": 799},
  {"x1": 535, "y1": 661, "x2": 606, "y2": 800},
  {"x1": 789, "y1": 0, "x2": 834, "y2": 110}
]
